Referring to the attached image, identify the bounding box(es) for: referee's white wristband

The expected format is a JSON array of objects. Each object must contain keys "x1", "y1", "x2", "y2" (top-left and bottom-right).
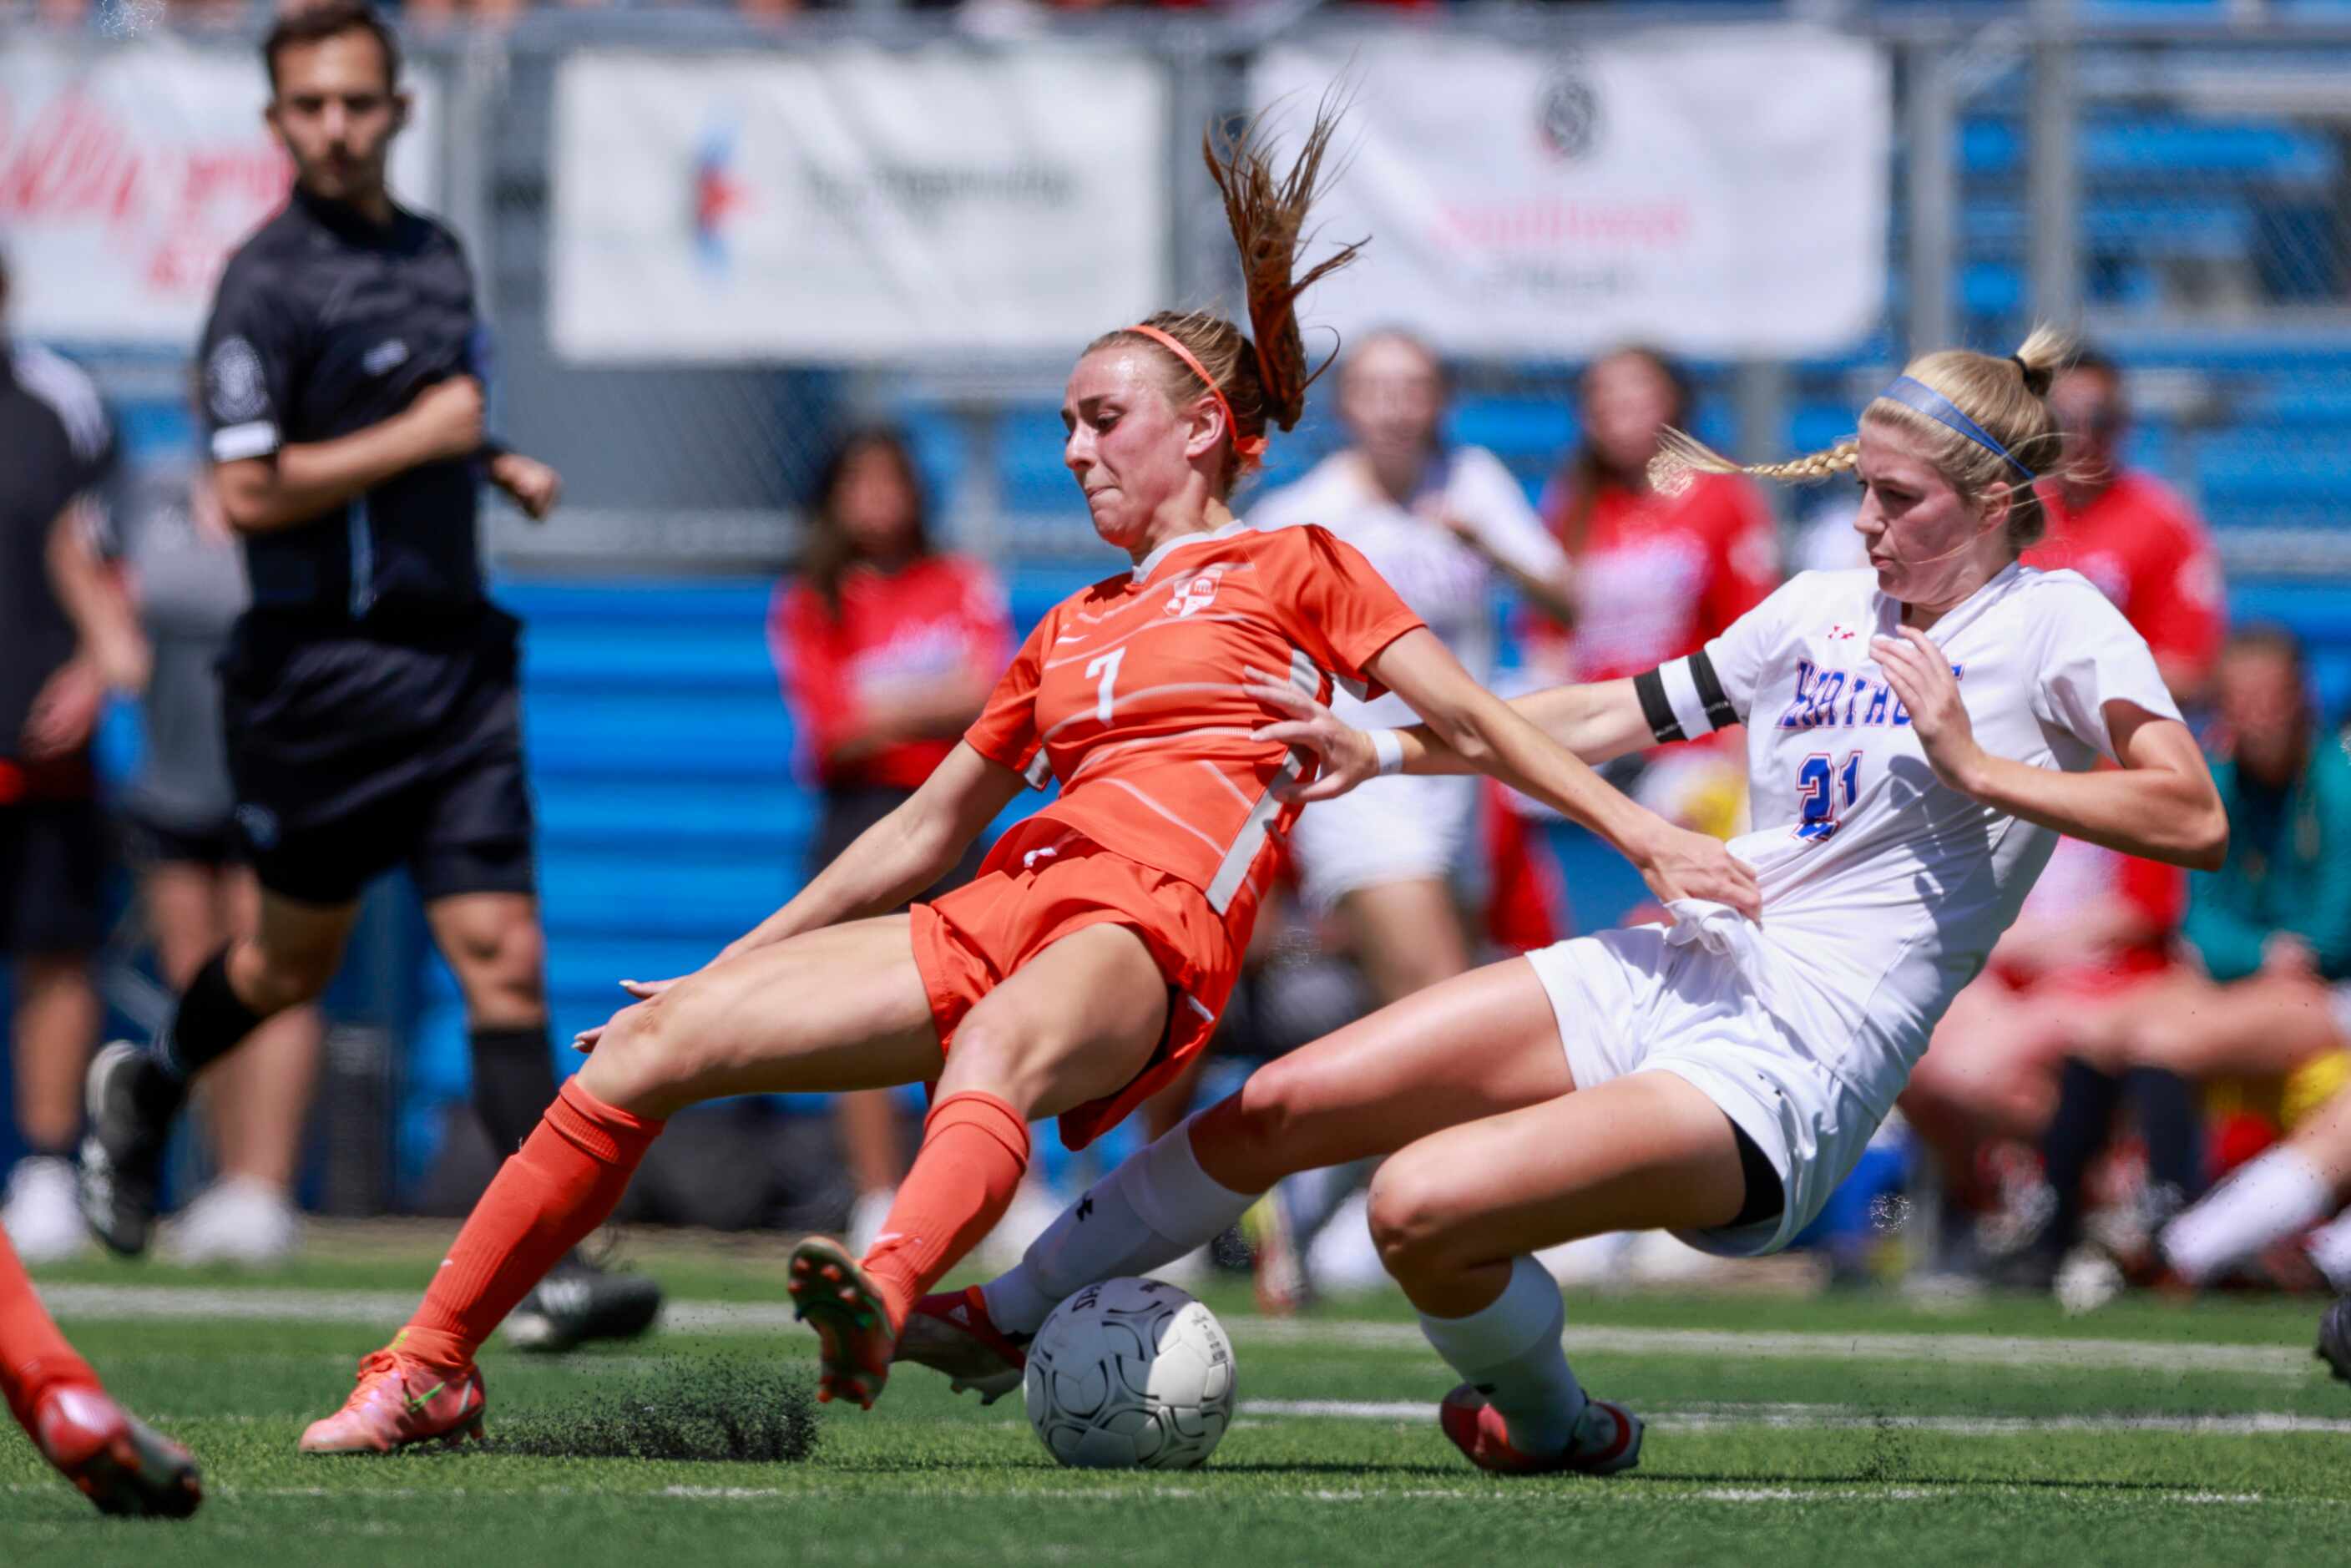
[{"x1": 1368, "y1": 728, "x2": 1407, "y2": 777}]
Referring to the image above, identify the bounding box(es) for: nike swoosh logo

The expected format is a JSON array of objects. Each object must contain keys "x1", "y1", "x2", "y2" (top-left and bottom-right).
[{"x1": 406, "y1": 1378, "x2": 449, "y2": 1413}]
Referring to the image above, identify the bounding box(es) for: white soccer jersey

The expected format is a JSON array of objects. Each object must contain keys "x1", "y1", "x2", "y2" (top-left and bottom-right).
[
  {"x1": 1253, "y1": 447, "x2": 1565, "y2": 726},
  {"x1": 1641, "y1": 563, "x2": 2182, "y2": 1124}
]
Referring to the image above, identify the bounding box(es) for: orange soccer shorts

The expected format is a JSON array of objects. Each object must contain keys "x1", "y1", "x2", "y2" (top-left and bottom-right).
[{"x1": 908, "y1": 826, "x2": 1240, "y2": 1149}]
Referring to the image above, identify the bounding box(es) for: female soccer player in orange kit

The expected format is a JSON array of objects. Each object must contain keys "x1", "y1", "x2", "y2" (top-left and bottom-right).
[
  {"x1": 1, "y1": 1230, "x2": 200, "y2": 1513},
  {"x1": 296, "y1": 100, "x2": 1756, "y2": 1450}
]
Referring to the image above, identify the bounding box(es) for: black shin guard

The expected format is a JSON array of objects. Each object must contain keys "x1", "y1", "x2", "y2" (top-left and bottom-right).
[
  {"x1": 469, "y1": 1024, "x2": 559, "y2": 1159},
  {"x1": 155, "y1": 949, "x2": 266, "y2": 1093}
]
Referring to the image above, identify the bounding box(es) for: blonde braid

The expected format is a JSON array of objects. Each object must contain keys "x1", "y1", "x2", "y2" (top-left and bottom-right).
[{"x1": 1648, "y1": 428, "x2": 1860, "y2": 498}]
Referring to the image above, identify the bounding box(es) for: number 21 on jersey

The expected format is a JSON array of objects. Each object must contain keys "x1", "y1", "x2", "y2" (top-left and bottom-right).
[{"x1": 1795, "y1": 751, "x2": 1862, "y2": 842}]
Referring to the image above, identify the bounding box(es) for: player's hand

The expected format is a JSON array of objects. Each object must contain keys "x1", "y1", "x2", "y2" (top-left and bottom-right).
[
  {"x1": 489, "y1": 452, "x2": 562, "y2": 522},
  {"x1": 20, "y1": 656, "x2": 105, "y2": 761},
  {"x1": 1629, "y1": 820, "x2": 1762, "y2": 923},
  {"x1": 407, "y1": 375, "x2": 487, "y2": 463},
  {"x1": 619, "y1": 976, "x2": 682, "y2": 1001},
  {"x1": 1244, "y1": 681, "x2": 1377, "y2": 803},
  {"x1": 1872, "y1": 627, "x2": 1986, "y2": 795}
]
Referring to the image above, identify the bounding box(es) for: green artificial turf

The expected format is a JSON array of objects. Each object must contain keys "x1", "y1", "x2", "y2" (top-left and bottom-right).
[{"x1": 5, "y1": 1245, "x2": 2346, "y2": 1565}]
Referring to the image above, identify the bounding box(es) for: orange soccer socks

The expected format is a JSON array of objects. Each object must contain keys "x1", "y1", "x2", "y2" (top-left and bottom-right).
[
  {"x1": 396, "y1": 1078, "x2": 664, "y2": 1369},
  {"x1": 0, "y1": 1232, "x2": 99, "y2": 1435},
  {"x1": 859, "y1": 1091, "x2": 1031, "y2": 1329}
]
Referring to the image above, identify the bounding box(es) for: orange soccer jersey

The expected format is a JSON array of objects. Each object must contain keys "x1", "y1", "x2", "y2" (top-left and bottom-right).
[
  {"x1": 964, "y1": 519, "x2": 1423, "y2": 936},
  {"x1": 915, "y1": 519, "x2": 1423, "y2": 1145}
]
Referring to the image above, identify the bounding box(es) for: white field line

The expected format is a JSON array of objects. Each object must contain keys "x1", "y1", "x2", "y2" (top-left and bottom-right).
[
  {"x1": 0, "y1": 1480, "x2": 2307, "y2": 1509},
  {"x1": 36, "y1": 1282, "x2": 2318, "y2": 1378},
  {"x1": 1245, "y1": 1399, "x2": 2351, "y2": 1437}
]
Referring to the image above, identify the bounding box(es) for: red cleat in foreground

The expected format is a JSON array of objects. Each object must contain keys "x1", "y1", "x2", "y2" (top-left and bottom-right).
[
  {"x1": 788, "y1": 1237, "x2": 897, "y2": 1410},
  {"x1": 33, "y1": 1383, "x2": 203, "y2": 1517},
  {"x1": 299, "y1": 1348, "x2": 486, "y2": 1454},
  {"x1": 1437, "y1": 1383, "x2": 1644, "y2": 1477},
  {"x1": 892, "y1": 1286, "x2": 1028, "y2": 1404}
]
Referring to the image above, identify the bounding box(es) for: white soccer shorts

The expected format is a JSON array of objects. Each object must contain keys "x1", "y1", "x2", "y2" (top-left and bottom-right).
[{"x1": 1524, "y1": 912, "x2": 1880, "y2": 1259}]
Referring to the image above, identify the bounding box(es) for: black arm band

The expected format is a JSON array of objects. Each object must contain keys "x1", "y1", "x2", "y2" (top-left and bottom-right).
[
  {"x1": 1634, "y1": 668, "x2": 1685, "y2": 743},
  {"x1": 1689, "y1": 649, "x2": 1738, "y2": 732}
]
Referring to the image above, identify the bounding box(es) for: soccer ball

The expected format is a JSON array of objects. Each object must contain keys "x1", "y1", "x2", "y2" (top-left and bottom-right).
[{"x1": 1024, "y1": 1277, "x2": 1236, "y2": 1469}]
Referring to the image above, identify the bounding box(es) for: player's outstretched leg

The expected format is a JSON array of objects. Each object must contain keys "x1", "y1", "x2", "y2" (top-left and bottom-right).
[
  {"x1": 301, "y1": 1078, "x2": 663, "y2": 1453},
  {"x1": 897, "y1": 959, "x2": 1580, "y2": 1396},
  {"x1": 811, "y1": 1088, "x2": 1033, "y2": 1408},
  {"x1": 3, "y1": 1230, "x2": 201, "y2": 1515},
  {"x1": 1367, "y1": 1073, "x2": 1756, "y2": 1477}
]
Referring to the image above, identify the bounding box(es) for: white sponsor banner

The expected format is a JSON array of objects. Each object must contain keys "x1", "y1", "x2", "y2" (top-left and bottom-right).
[
  {"x1": 0, "y1": 38, "x2": 440, "y2": 348},
  {"x1": 1252, "y1": 28, "x2": 1889, "y2": 358},
  {"x1": 549, "y1": 48, "x2": 1168, "y2": 362}
]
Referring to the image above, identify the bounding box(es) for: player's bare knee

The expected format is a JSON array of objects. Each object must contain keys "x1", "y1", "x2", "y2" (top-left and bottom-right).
[
  {"x1": 935, "y1": 1010, "x2": 1059, "y2": 1117},
  {"x1": 246, "y1": 943, "x2": 337, "y2": 1012},
  {"x1": 580, "y1": 1000, "x2": 698, "y2": 1110},
  {"x1": 1366, "y1": 1162, "x2": 1458, "y2": 1277}
]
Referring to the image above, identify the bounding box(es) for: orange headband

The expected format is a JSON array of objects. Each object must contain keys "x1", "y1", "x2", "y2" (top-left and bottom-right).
[{"x1": 1125, "y1": 324, "x2": 1268, "y2": 465}]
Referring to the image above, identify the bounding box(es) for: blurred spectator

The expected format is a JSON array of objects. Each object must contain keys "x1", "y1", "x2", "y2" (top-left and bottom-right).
[
  {"x1": 2015, "y1": 627, "x2": 2349, "y2": 1287},
  {"x1": 1246, "y1": 328, "x2": 1574, "y2": 1310},
  {"x1": 767, "y1": 425, "x2": 1011, "y2": 1252},
  {"x1": 2025, "y1": 347, "x2": 2226, "y2": 707},
  {"x1": 115, "y1": 456, "x2": 321, "y2": 1266},
  {"x1": 1530, "y1": 344, "x2": 1777, "y2": 839},
  {"x1": 0, "y1": 255, "x2": 140, "y2": 1263},
  {"x1": 1898, "y1": 833, "x2": 2187, "y2": 1272}
]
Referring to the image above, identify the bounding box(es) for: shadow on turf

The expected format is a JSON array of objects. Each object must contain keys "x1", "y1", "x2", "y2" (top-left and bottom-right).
[{"x1": 457, "y1": 1356, "x2": 822, "y2": 1463}]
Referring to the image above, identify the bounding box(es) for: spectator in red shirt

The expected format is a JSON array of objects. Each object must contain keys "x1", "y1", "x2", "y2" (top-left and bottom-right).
[
  {"x1": 767, "y1": 427, "x2": 1013, "y2": 1251},
  {"x1": 1533, "y1": 345, "x2": 1778, "y2": 688},
  {"x1": 2025, "y1": 347, "x2": 2226, "y2": 706},
  {"x1": 1526, "y1": 346, "x2": 1777, "y2": 842}
]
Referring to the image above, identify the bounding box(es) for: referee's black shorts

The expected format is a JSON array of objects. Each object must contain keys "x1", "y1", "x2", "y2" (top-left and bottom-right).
[
  {"x1": 0, "y1": 795, "x2": 110, "y2": 956},
  {"x1": 220, "y1": 608, "x2": 537, "y2": 908}
]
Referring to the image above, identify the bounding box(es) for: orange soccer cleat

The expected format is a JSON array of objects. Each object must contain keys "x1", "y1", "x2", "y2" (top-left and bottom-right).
[
  {"x1": 32, "y1": 1383, "x2": 202, "y2": 1518},
  {"x1": 299, "y1": 1348, "x2": 486, "y2": 1454},
  {"x1": 787, "y1": 1237, "x2": 897, "y2": 1410},
  {"x1": 892, "y1": 1286, "x2": 1029, "y2": 1404},
  {"x1": 1437, "y1": 1383, "x2": 1644, "y2": 1477}
]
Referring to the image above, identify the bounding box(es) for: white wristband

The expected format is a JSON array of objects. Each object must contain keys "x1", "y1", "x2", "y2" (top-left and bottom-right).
[{"x1": 1368, "y1": 728, "x2": 1407, "y2": 777}]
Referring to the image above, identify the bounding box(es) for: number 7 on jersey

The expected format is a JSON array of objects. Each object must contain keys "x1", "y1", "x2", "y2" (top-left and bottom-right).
[{"x1": 1085, "y1": 649, "x2": 1125, "y2": 724}]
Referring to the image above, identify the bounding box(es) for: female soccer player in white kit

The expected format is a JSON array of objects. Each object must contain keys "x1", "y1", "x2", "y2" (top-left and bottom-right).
[{"x1": 900, "y1": 327, "x2": 2228, "y2": 1475}]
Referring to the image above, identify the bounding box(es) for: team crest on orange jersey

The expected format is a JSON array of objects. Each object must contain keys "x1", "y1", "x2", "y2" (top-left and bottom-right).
[{"x1": 1165, "y1": 570, "x2": 1222, "y2": 619}]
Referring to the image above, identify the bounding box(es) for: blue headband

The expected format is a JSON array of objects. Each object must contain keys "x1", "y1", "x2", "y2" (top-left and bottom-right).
[{"x1": 1876, "y1": 376, "x2": 2034, "y2": 481}]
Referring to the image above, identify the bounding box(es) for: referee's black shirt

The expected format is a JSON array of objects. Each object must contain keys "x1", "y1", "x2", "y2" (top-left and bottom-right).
[
  {"x1": 199, "y1": 184, "x2": 489, "y2": 623},
  {"x1": 0, "y1": 342, "x2": 116, "y2": 772}
]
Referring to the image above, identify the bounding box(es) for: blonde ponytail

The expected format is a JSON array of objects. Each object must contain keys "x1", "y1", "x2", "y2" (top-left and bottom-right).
[
  {"x1": 1654, "y1": 326, "x2": 2075, "y2": 552},
  {"x1": 1650, "y1": 430, "x2": 1858, "y2": 498}
]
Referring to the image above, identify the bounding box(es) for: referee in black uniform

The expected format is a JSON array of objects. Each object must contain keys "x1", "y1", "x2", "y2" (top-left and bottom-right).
[{"x1": 80, "y1": 1, "x2": 657, "y2": 1350}]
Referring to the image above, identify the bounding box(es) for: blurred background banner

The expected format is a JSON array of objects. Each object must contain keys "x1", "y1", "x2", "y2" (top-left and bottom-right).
[
  {"x1": 0, "y1": 36, "x2": 440, "y2": 346},
  {"x1": 1251, "y1": 27, "x2": 1889, "y2": 358},
  {"x1": 548, "y1": 45, "x2": 1170, "y2": 362}
]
